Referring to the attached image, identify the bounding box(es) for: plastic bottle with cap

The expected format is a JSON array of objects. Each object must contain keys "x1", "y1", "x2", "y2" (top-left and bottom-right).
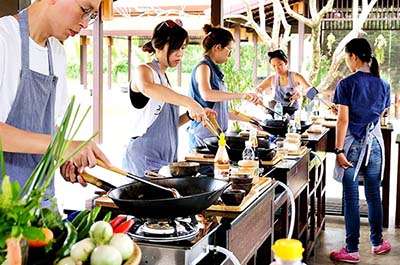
[
  {"x1": 270, "y1": 239, "x2": 306, "y2": 265},
  {"x1": 214, "y1": 133, "x2": 230, "y2": 181},
  {"x1": 242, "y1": 140, "x2": 255, "y2": 160},
  {"x1": 274, "y1": 102, "x2": 283, "y2": 120}
]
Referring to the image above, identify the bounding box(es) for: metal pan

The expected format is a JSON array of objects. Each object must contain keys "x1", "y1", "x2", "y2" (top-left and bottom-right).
[
  {"x1": 81, "y1": 171, "x2": 230, "y2": 218},
  {"x1": 261, "y1": 119, "x2": 312, "y2": 136}
]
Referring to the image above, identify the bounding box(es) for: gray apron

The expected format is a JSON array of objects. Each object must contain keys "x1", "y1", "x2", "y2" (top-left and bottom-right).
[
  {"x1": 333, "y1": 122, "x2": 385, "y2": 182},
  {"x1": 274, "y1": 71, "x2": 299, "y2": 109},
  {"x1": 122, "y1": 60, "x2": 179, "y2": 177},
  {"x1": 2, "y1": 9, "x2": 57, "y2": 202}
]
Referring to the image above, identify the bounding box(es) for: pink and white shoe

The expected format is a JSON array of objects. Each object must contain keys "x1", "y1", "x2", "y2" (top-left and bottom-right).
[
  {"x1": 330, "y1": 247, "x2": 360, "y2": 263},
  {"x1": 371, "y1": 240, "x2": 391, "y2": 255}
]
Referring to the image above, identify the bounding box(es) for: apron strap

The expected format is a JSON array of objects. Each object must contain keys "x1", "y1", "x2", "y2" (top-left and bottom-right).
[
  {"x1": 18, "y1": 8, "x2": 55, "y2": 75},
  {"x1": 18, "y1": 9, "x2": 30, "y2": 70}
]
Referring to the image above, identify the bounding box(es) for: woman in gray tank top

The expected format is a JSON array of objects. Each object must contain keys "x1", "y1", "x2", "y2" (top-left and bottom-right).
[{"x1": 255, "y1": 49, "x2": 312, "y2": 113}]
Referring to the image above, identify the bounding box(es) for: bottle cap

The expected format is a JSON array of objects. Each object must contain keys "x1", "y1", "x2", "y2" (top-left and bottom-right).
[
  {"x1": 218, "y1": 132, "x2": 226, "y2": 146},
  {"x1": 271, "y1": 238, "x2": 304, "y2": 260}
]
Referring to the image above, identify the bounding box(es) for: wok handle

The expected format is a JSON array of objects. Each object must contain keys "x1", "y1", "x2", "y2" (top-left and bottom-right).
[
  {"x1": 231, "y1": 110, "x2": 260, "y2": 126},
  {"x1": 96, "y1": 159, "x2": 183, "y2": 197},
  {"x1": 96, "y1": 159, "x2": 128, "y2": 176},
  {"x1": 81, "y1": 171, "x2": 115, "y2": 191}
]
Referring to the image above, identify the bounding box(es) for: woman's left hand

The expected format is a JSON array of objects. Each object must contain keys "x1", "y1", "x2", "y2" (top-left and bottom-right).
[{"x1": 336, "y1": 153, "x2": 353, "y2": 169}]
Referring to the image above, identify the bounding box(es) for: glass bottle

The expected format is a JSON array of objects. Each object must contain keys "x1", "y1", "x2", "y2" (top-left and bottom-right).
[{"x1": 214, "y1": 133, "x2": 230, "y2": 181}]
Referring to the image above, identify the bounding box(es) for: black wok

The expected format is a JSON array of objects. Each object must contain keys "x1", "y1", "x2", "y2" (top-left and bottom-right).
[
  {"x1": 261, "y1": 119, "x2": 312, "y2": 136},
  {"x1": 81, "y1": 171, "x2": 229, "y2": 218},
  {"x1": 203, "y1": 135, "x2": 276, "y2": 161}
]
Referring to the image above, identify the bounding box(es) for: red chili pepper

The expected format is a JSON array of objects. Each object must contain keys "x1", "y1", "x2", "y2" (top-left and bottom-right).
[
  {"x1": 114, "y1": 219, "x2": 135, "y2": 233},
  {"x1": 109, "y1": 214, "x2": 127, "y2": 230}
]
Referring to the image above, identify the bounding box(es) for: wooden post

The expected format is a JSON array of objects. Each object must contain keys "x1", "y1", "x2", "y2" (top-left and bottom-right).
[
  {"x1": 93, "y1": 10, "x2": 104, "y2": 144},
  {"x1": 252, "y1": 32, "x2": 258, "y2": 85},
  {"x1": 234, "y1": 24, "x2": 241, "y2": 71},
  {"x1": 106, "y1": 36, "x2": 113, "y2": 90},
  {"x1": 80, "y1": 36, "x2": 88, "y2": 89},
  {"x1": 128, "y1": 36, "x2": 132, "y2": 82},
  {"x1": 101, "y1": 0, "x2": 113, "y2": 21},
  {"x1": 211, "y1": 0, "x2": 223, "y2": 26}
]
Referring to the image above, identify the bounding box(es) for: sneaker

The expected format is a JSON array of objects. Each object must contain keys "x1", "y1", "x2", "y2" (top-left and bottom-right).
[
  {"x1": 371, "y1": 240, "x2": 391, "y2": 255},
  {"x1": 330, "y1": 247, "x2": 360, "y2": 263}
]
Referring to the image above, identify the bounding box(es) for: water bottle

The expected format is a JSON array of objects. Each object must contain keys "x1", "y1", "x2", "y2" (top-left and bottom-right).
[
  {"x1": 270, "y1": 239, "x2": 306, "y2": 265},
  {"x1": 274, "y1": 102, "x2": 283, "y2": 120},
  {"x1": 242, "y1": 141, "x2": 255, "y2": 160}
]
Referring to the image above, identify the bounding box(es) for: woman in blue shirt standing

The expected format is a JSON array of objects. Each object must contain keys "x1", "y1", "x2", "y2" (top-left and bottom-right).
[
  {"x1": 188, "y1": 24, "x2": 260, "y2": 151},
  {"x1": 330, "y1": 38, "x2": 391, "y2": 263}
]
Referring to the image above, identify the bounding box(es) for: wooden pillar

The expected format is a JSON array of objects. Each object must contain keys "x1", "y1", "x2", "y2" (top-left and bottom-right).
[
  {"x1": 128, "y1": 36, "x2": 132, "y2": 82},
  {"x1": 80, "y1": 36, "x2": 88, "y2": 89},
  {"x1": 211, "y1": 0, "x2": 223, "y2": 26},
  {"x1": 252, "y1": 32, "x2": 258, "y2": 85},
  {"x1": 234, "y1": 24, "x2": 241, "y2": 71},
  {"x1": 106, "y1": 36, "x2": 113, "y2": 90},
  {"x1": 93, "y1": 10, "x2": 104, "y2": 144},
  {"x1": 297, "y1": 1, "x2": 305, "y2": 73}
]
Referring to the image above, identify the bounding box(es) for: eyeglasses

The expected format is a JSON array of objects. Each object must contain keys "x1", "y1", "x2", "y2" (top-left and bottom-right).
[
  {"x1": 224, "y1": 47, "x2": 233, "y2": 56},
  {"x1": 76, "y1": 0, "x2": 98, "y2": 25}
]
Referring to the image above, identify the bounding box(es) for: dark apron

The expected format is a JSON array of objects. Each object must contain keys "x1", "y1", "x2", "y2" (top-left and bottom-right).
[
  {"x1": 122, "y1": 60, "x2": 179, "y2": 177},
  {"x1": 3, "y1": 9, "x2": 58, "y2": 203}
]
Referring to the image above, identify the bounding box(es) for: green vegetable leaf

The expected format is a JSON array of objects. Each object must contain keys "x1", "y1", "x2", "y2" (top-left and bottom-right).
[{"x1": 23, "y1": 226, "x2": 45, "y2": 241}]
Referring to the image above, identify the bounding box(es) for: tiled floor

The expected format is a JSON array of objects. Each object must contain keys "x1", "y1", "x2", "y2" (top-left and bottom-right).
[{"x1": 307, "y1": 215, "x2": 400, "y2": 265}]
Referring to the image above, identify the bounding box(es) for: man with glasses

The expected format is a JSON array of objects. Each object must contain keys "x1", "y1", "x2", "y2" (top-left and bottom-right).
[{"x1": 0, "y1": 0, "x2": 110, "y2": 204}]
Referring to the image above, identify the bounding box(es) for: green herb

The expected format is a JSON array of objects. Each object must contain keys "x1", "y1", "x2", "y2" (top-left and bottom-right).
[{"x1": 0, "y1": 96, "x2": 96, "y2": 262}]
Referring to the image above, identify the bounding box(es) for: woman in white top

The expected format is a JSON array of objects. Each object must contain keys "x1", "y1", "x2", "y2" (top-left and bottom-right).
[{"x1": 123, "y1": 19, "x2": 213, "y2": 176}]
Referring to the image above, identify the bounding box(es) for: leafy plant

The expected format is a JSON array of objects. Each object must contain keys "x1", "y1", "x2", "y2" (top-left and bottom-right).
[
  {"x1": 0, "y1": 96, "x2": 96, "y2": 263},
  {"x1": 220, "y1": 45, "x2": 255, "y2": 132}
]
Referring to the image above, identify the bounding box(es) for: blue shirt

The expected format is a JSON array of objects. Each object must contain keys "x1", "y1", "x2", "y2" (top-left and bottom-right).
[
  {"x1": 333, "y1": 71, "x2": 390, "y2": 140},
  {"x1": 188, "y1": 55, "x2": 225, "y2": 109}
]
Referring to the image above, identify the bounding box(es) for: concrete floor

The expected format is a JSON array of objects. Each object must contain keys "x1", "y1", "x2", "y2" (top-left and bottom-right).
[{"x1": 307, "y1": 215, "x2": 400, "y2": 265}]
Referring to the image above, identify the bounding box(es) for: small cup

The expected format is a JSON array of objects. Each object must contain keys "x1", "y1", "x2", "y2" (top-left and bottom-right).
[
  {"x1": 238, "y1": 160, "x2": 259, "y2": 183},
  {"x1": 221, "y1": 189, "x2": 246, "y2": 206}
]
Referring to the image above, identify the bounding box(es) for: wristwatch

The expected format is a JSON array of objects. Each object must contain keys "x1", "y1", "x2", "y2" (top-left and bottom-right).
[{"x1": 334, "y1": 148, "x2": 344, "y2": 155}]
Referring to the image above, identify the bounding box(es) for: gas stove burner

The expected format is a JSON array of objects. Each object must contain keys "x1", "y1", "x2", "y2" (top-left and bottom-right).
[
  {"x1": 142, "y1": 220, "x2": 176, "y2": 235},
  {"x1": 128, "y1": 216, "x2": 200, "y2": 242}
]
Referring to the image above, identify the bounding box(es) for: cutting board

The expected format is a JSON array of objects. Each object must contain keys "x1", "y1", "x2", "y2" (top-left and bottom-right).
[
  {"x1": 238, "y1": 130, "x2": 270, "y2": 138},
  {"x1": 207, "y1": 177, "x2": 272, "y2": 212},
  {"x1": 185, "y1": 152, "x2": 214, "y2": 163},
  {"x1": 261, "y1": 153, "x2": 280, "y2": 166}
]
